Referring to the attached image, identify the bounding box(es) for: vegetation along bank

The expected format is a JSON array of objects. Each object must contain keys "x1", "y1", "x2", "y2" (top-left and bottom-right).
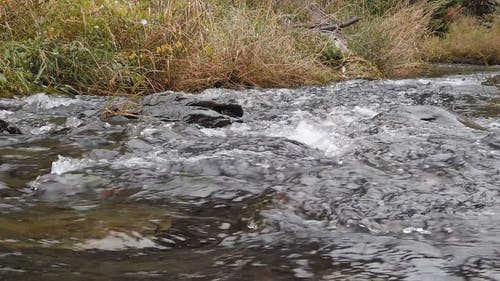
[{"x1": 0, "y1": 0, "x2": 498, "y2": 97}]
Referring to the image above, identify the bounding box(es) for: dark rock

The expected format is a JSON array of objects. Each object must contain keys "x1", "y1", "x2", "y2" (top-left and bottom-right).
[
  {"x1": 481, "y1": 75, "x2": 500, "y2": 88},
  {"x1": 141, "y1": 92, "x2": 187, "y2": 106},
  {"x1": 183, "y1": 110, "x2": 232, "y2": 128},
  {"x1": 140, "y1": 92, "x2": 243, "y2": 128},
  {"x1": 141, "y1": 105, "x2": 186, "y2": 121},
  {"x1": 186, "y1": 100, "x2": 243, "y2": 117},
  {"x1": 0, "y1": 119, "x2": 22, "y2": 134}
]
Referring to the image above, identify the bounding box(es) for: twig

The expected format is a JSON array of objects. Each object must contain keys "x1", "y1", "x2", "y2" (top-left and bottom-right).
[{"x1": 294, "y1": 17, "x2": 360, "y2": 31}]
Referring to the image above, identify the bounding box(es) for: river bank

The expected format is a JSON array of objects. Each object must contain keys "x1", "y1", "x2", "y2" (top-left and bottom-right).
[{"x1": 1, "y1": 0, "x2": 498, "y2": 97}]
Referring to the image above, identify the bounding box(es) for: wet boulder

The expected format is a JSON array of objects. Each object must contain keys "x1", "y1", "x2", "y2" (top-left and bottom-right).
[
  {"x1": 0, "y1": 119, "x2": 22, "y2": 134},
  {"x1": 481, "y1": 75, "x2": 500, "y2": 88},
  {"x1": 386, "y1": 105, "x2": 464, "y2": 127},
  {"x1": 182, "y1": 109, "x2": 232, "y2": 128},
  {"x1": 185, "y1": 100, "x2": 243, "y2": 118},
  {"x1": 482, "y1": 133, "x2": 500, "y2": 150},
  {"x1": 141, "y1": 92, "x2": 243, "y2": 128}
]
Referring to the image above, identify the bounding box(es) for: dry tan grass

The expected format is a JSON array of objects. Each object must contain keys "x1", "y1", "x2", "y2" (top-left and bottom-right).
[
  {"x1": 0, "y1": 0, "x2": 336, "y2": 96},
  {"x1": 170, "y1": 6, "x2": 335, "y2": 91},
  {"x1": 348, "y1": 1, "x2": 438, "y2": 77},
  {"x1": 2, "y1": 0, "x2": 495, "y2": 96},
  {"x1": 424, "y1": 16, "x2": 500, "y2": 64}
]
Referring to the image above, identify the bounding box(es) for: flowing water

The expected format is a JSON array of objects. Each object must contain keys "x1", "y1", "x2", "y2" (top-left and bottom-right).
[{"x1": 0, "y1": 70, "x2": 499, "y2": 280}]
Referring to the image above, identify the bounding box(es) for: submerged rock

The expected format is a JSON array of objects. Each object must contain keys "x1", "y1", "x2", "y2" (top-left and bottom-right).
[
  {"x1": 141, "y1": 92, "x2": 243, "y2": 128},
  {"x1": 482, "y1": 133, "x2": 500, "y2": 150},
  {"x1": 0, "y1": 119, "x2": 22, "y2": 134},
  {"x1": 373, "y1": 105, "x2": 464, "y2": 128}
]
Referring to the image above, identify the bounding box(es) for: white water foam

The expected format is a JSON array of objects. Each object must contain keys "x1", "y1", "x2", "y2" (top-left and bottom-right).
[
  {"x1": 24, "y1": 93, "x2": 78, "y2": 109},
  {"x1": 64, "y1": 117, "x2": 83, "y2": 128},
  {"x1": 353, "y1": 106, "x2": 379, "y2": 119},
  {"x1": 75, "y1": 231, "x2": 165, "y2": 251},
  {"x1": 293, "y1": 259, "x2": 315, "y2": 279},
  {"x1": 384, "y1": 75, "x2": 483, "y2": 87},
  {"x1": 201, "y1": 128, "x2": 227, "y2": 137},
  {"x1": 402, "y1": 227, "x2": 432, "y2": 235},
  {"x1": 112, "y1": 150, "x2": 169, "y2": 170},
  {"x1": 261, "y1": 109, "x2": 359, "y2": 157},
  {"x1": 51, "y1": 155, "x2": 95, "y2": 175},
  {"x1": 0, "y1": 110, "x2": 13, "y2": 119},
  {"x1": 30, "y1": 125, "x2": 55, "y2": 135},
  {"x1": 289, "y1": 120, "x2": 339, "y2": 155}
]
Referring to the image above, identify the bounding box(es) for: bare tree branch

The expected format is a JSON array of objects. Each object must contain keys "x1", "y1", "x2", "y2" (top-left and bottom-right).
[{"x1": 293, "y1": 17, "x2": 360, "y2": 31}]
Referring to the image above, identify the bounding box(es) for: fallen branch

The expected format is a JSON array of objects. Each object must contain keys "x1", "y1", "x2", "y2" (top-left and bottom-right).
[
  {"x1": 324, "y1": 17, "x2": 360, "y2": 31},
  {"x1": 294, "y1": 17, "x2": 360, "y2": 31},
  {"x1": 293, "y1": 17, "x2": 360, "y2": 52}
]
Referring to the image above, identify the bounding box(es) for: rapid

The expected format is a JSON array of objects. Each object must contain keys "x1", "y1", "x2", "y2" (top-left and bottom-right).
[{"x1": 0, "y1": 69, "x2": 499, "y2": 280}]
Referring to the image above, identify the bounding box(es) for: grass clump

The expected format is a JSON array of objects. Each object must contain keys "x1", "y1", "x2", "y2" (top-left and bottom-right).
[
  {"x1": 0, "y1": 0, "x2": 336, "y2": 96},
  {"x1": 169, "y1": 6, "x2": 336, "y2": 91},
  {"x1": 424, "y1": 16, "x2": 500, "y2": 64},
  {"x1": 0, "y1": 0, "x2": 497, "y2": 97},
  {"x1": 347, "y1": 1, "x2": 438, "y2": 77}
]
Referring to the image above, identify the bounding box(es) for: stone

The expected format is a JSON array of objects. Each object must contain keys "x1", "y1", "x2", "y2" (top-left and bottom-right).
[
  {"x1": 182, "y1": 110, "x2": 232, "y2": 128},
  {"x1": 140, "y1": 92, "x2": 243, "y2": 128},
  {"x1": 186, "y1": 100, "x2": 243, "y2": 118},
  {"x1": 481, "y1": 75, "x2": 500, "y2": 88},
  {"x1": 0, "y1": 119, "x2": 22, "y2": 134}
]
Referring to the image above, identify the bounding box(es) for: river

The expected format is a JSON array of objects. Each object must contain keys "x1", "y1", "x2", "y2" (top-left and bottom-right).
[{"x1": 0, "y1": 68, "x2": 499, "y2": 280}]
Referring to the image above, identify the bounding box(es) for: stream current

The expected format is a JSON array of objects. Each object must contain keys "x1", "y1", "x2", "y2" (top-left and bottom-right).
[{"x1": 0, "y1": 71, "x2": 499, "y2": 280}]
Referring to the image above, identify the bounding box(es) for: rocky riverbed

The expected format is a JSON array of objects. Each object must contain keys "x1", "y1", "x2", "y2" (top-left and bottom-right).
[{"x1": 0, "y1": 71, "x2": 499, "y2": 280}]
